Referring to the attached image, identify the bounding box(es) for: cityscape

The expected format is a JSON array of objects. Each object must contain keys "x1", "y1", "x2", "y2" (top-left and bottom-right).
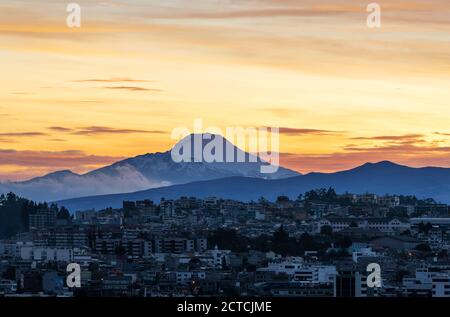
[
  {"x1": 1, "y1": 188, "x2": 450, "y2": 297},
  {"x1": 1, "y1": 0, "x2": 450, "y2": 309}
]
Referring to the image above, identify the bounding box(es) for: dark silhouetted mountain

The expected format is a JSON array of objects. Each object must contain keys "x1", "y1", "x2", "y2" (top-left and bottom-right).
[
  {"x1": 56, "y1": 161, "x2": 450, "y2": 211},
  {"x1": 0, "y1": 134, "x2": 298, "y2": 201}
]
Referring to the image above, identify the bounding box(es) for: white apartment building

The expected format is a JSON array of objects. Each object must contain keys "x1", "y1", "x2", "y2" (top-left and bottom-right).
[
  {"x1": 316, "y1": 217, "x2": 410, "y2": 234},
  {"x1": 205, "y1": 246, "x2": 231, "y2": 268},
  {"x1": 292, "y1": 265, "x2": 337, "y2": 284},
  {"x1": 258, "y1": 257, "x2": 337, "y2": 284},
  {"x1": 403, "y1": 267, "x2": 450, "y2": 297},
  {"x1": 176, "y1": 271, "x2": 206, "y2": 284},
  {"x1": 0, "y1": 241, "x2": 33, "y2": 258},
  {"x1": 432, "y1": 276, "x2": 450, "y2": 297},
  {"x1": 352, "y1": 247, "x2": 379, "y2": 263},
  {"x1": 259, "y1": 257, "x2": 304, "y2": 275},
  {"x1": 20, "y1": 246, "x2": 73, "y2": 263}
]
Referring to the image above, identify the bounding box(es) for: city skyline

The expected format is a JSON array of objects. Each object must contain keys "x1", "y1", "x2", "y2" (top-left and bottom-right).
[{"x1": 1, "y1": 0, "x2": 450, "y2": 181}]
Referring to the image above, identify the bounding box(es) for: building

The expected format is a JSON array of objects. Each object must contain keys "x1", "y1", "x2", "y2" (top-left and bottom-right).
[
  {"x1": 411, "y1": 217, "x2": 450, "y2": 228},
  {"x1": 20, "y1": 247, "x2": 74, "y2": 263},
  {"x1": 402, "y1": 266, "x2": 450, "y2": 297},
  {"x1": 153, "y1": 238, "x2": 207, "y2": 254},
  {"x1": 317, "y1": 217, "x2": 409, "y2": 234},
  {"x1": 29, "y1": 209, "x2": 57, "y2": 229},
  {"x1": 176, "y1": 271, "x2": 206, "y2": 284},
  {"x1": 160, "y1": 199, "x2": 175, "y2": 218},
  {"x1": 377, "y1": 195, "x2": 400, "y2": 207},
  {"x1": 0, "y1": 279, "x2": 17, "y2": 294},
  {"x1": 432, "y1": 275, "x2": 450, "y2": 297},
  {"x1": 42, "y1": 271, "x2": 64, "y2": 294},
  {"x1": 55, "y1": 228, "x2": 89, "y2": 249},
  {"x1": 75, "y1": 210, "x2": 96, "y2": 223},
  {"x1": 101, "y1": 275, "x2": 133, "y2": 296},
  {"x1": 355, "y1": 194, "x2": 378, "y2": 205},
  {"x1": 370, "y1": 236, "x2": 420, "y2": 251},
  {"x1": 267, "y1": 282, "x2": 334, "y2": 297},
  {"x1": 335, "y1": 268, "x2": 357, "y2": 297}
]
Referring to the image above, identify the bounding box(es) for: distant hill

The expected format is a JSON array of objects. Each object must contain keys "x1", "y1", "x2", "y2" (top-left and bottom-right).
[
  {"x1": 57, "y1": 161, "x2": 450, "y2": 211},
  {"x1": 0, "y1": 134, "x2": 298, "y2": 202}
]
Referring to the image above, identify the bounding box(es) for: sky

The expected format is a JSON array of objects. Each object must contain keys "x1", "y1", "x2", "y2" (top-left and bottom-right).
[{"x1": 0, "y1": 0, "x2": 449, "y2": 181}]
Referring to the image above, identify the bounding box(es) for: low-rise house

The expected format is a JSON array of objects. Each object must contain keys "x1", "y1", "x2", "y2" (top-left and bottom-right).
[
  {"x1": 316, "y1": 217, "x2": 409, "y2": 234},
  {"x1": 370, "y1": 236, "x2": 420, "y2": 251}
]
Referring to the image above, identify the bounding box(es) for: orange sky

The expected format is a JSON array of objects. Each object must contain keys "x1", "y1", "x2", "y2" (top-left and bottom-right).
[{"x1": 1, "y1": 0, "x2": 450, "y2": 181}]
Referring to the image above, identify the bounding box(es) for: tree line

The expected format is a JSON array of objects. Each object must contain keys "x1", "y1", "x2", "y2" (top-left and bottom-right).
[{"x1": 0, "y1": 192, "x2": 69, "y2": 239}]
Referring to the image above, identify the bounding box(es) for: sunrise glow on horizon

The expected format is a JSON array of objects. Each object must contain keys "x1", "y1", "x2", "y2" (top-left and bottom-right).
[{"x1": 1, "y1": 0, "x2": 450, "y2": 181}]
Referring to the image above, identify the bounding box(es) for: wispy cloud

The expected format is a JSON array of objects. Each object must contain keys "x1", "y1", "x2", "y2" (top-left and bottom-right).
[
  {"x1": 48, "y1": 126, "x2": 73, "y2": 132},
  {"x1": 0, "y1": 139, "x2": 16, "y2": 143},
  {"x1": 73, "y1": 78, "x2": 152, "y2": 83},
  {"x1": 2, "y1": 127, "x2": 161, "y2": 141},
  {"x1": 351, "y1": 134, "x2": 424, "y2": 141},
  {"x1": 280, "y1": 141, "x2": 450, "y2": 173},
  {"x1": 0, "y1": 149, "x2": 123, "y2": 169},
  {"x1": 0, "y1": 149, "x2": 125, "y2": 181},
  {"x1": 49, "y1": 138, "x2": 67, "y2": 142},
  {"x1": 70, "y1": 126, "x2": 165, "y2": 136},
  {"x1": 269, "y1": 127, "x2": 342, "y2": 136},
  {"x1": 0, "y1": 132, "x2": 48, "y2": 137},
  {"x1": 98, "y1": 86, "x2": 163, "y2": 92},
  {"x1": 161, "y1": 8, "x2": 358, "y2": 20},
  {"x1": 343, "y1": 143, "x2": 450, "y2": 153},
  {"x1": 72, "y1": 77, "x2": 161, "y2": 93},
  {"x1": 0, "y1": 132, "x2": 48, "y2": 144},
  {"x1": 435, "y1": 132, "x2": 450, "y2": 137},
  {"x1": 9, "y1": 92, "x2": 34, "y2": 95},
  {"x1": 47, "y1": 126, "x2": 166, "y2": 136}
]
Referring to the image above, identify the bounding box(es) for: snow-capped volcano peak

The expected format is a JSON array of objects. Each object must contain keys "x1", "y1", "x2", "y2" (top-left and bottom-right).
[{"x1": 0, "y1": 134, "x2": 299, "y2": 202}]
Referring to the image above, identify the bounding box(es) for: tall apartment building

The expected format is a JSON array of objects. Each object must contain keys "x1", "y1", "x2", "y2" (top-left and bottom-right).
[
  {"x1": 152, "y1": 238, "x2": 207, "y2": 254},
  {"x1": 29, "y1": 209, "x2": 57, "y2": 230},
  {"x1": 54, "y1": 228, "x2": 89, "y2": 249}
]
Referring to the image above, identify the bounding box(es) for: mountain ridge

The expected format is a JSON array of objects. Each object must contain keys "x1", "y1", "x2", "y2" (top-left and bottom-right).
[
  {"x1": 0, "y1": 133, "x2": 299, "y2": 201},
  {"x1": 56, "y1": 160, "x2": 450, "y2": 211}
]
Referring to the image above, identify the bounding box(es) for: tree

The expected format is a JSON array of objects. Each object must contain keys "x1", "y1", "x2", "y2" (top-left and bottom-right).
[
  {"x1": 418, "y1": 222, "x2": 433, "y2": 234},
  {"x1": 304, "y1": 189, "x2": 320, "y2": 201},
  {"x1": 208, "y1": 229, "x2": 248, "y2": 252},
  {"x1": 298, "y1": 233, "x2": 318, "y2": 251},
  {"x1": 188, "y1": 257, "x2": 201, "y2": 270},
  {"x1": 115, "y1": 242, "x2": 126, "y2": 256},
  {"x1": 258, "y1": 197, "x2": 269, "y2": 205},
  {"x1": 276, "y1": 196, "x2": 290, "y2": 203},
  {"x1": 394, "y1": 270, "x2": 409, "y2": 283},
  {"x1": 320, "y1": 225, "x2": 333, "y2": 236},
  {"x1": 101, "y1": 241, "x2": 108, "y2": 255},
  {"x1": 335, "y1": 236, "x2": 352, "y2": 249},
  {"x1": 325, "y1": 187, "x2": 337, "y2": 202},
  {"x1": 273, "y1": 226, "x2": 289, "y2": 244},
  {"x1": 304, "y1": 187, "x2": 338, "y2": 203},
  {"x1": 57, "y1": 207, "x2": 70, "y2": 220},
  {"x1": 415, "y1": 243, "x2": 431, "y2": 253},
  {"x1": 0, "y1": 192, "x2": 37, "y2": 238}
]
